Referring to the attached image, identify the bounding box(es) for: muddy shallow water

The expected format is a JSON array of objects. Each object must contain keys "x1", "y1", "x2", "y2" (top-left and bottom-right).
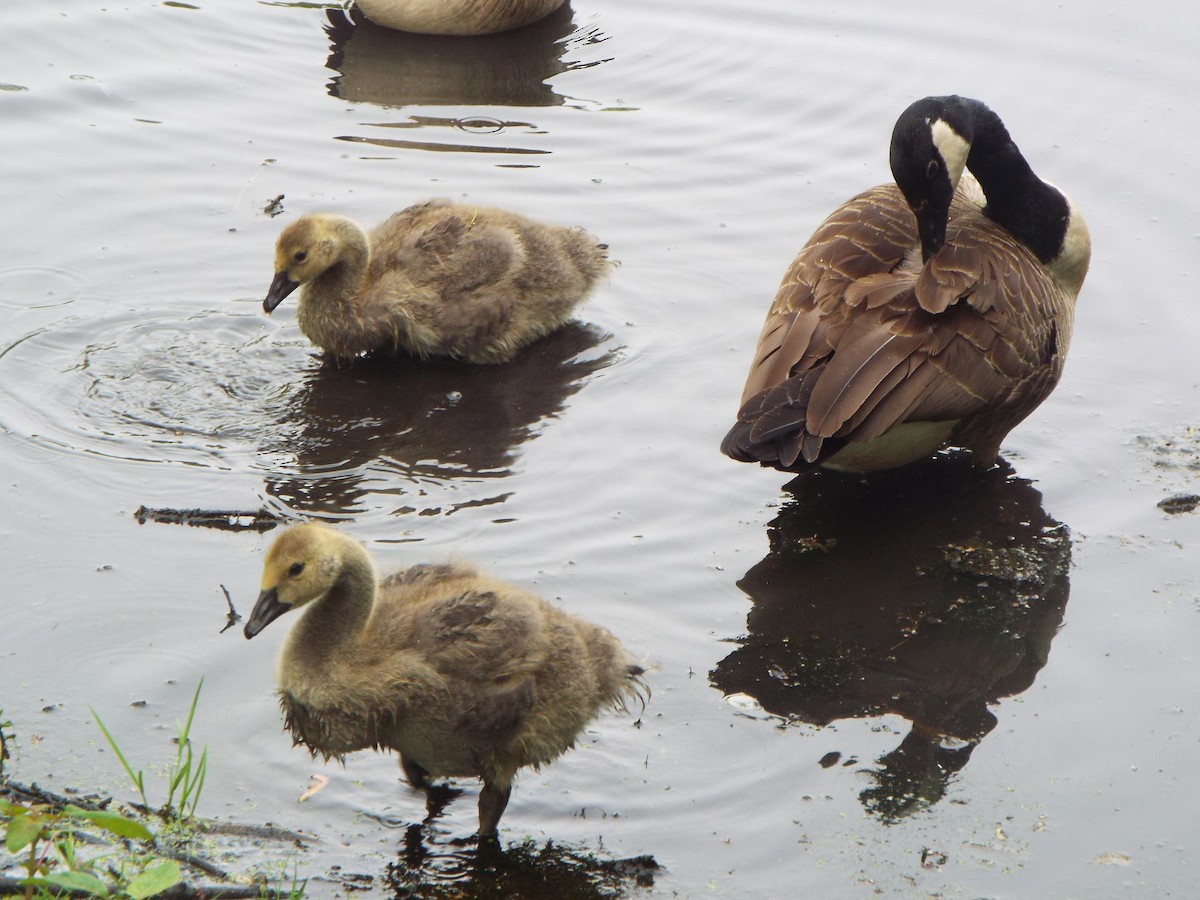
[{"x1": 3, "y1": 0, "x2": 1200, "y2": 897}]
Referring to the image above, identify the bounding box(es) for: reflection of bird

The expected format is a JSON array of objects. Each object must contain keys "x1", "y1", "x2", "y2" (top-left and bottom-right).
[
  {"x1": 710, "y1": 455, "x2": 1071, "y2": 820},
  {"x1": 244, "y1": 523, "x2": 645, "y2": 837},
  {"x1": 354, "y1": 0, "x2": 565, "y2": 35},
  {"x1": 264, "y1": 201, "x2": 610, "y2": 363},
  {"x1": 259, "y1": 322, "x2": 615, "y2": 517},
  {"x1": 723, "y1": 96, "x2": 1091, "y2": 473}
]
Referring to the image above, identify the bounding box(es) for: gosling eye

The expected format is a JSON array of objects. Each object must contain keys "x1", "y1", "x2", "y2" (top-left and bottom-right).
[
  {"x1": 293, "y1": 250, "x2": 307, "y2": 263},
  {"x1": 288, "y1": 562, "x2": 305, "y2": 577},
  {"x1": 926, "y1": 159, "x2": 940, "y2": 179}
]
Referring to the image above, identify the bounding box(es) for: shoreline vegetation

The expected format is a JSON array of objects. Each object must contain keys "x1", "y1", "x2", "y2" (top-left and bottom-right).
[{"x1": 0, "y1": 690, "x2": 307, "y2": 899}]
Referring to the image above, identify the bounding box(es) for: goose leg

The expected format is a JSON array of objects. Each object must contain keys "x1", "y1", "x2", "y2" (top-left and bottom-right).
[{"x1": 477, "y1": 781, "x2": 512, "y2": 837}]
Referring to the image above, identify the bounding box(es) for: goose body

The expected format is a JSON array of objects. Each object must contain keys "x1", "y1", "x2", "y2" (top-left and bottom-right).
[
  {"x1": 243, "y1": 523, "x2": 644, "y2": 836},
  {"x1": 353, "y1": 0, "x2": 565, "y2": 35},
  {"x1": 722, "y1": 96, "x2": 1090, "y2": 473},
  {"x1": 264, "y1": 201, "x2": 610, "y2": 364}
]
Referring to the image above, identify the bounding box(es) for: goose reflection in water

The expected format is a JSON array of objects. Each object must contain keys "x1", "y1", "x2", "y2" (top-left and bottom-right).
[
  {"x1": 322, "y1": 5, "x2": 611, "y2": 157},
  {"x1": 710, "y1": 454, "x2": 1071, "y2": 822},
  {"x1": 325, "y1": 5, "x2": 595, "y2": 108},
  {"x1": 260, "y1": 323, "x2": 615, "y2": 517}
]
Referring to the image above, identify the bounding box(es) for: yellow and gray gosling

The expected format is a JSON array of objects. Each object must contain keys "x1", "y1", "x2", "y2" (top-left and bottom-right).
[
  {"x1": 244, "y1": 522, "x2": 645, "y2": 836},
  {"x1": 264, "y1": 200, "x2": 610, "y2": 364}
]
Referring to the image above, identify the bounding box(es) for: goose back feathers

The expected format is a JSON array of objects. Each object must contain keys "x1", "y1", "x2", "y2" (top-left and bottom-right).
[{"x1": 723, "y1": 96, "x2": 1090, "y2": 473}]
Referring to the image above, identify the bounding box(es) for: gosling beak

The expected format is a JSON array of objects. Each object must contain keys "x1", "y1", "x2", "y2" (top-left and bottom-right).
[
  {"x1": 244, "y1": 587, "x2": 290, "y2": 639},
  {"x1": 264, "y1": 271, "x2": 300, "y2": 313}
]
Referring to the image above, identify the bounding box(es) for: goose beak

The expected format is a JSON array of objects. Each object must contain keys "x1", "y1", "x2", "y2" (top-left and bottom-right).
[
  {"x1": 244, "y1": 587, "x2": 289, "y2": 639},
  {"x1": 264, "y1": 271, "x2": 299, "y2": 313},
  {"x1": 916, "y1": 204, "x2": 948, "y2": 263}
]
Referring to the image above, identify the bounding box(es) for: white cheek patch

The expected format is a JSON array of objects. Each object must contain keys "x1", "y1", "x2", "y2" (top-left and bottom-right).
[
  {"x1": 931, "y1": 118, "x2": 970, "y2": 189},
  {"x1": 1049, "y1": 197, "x2": 1092, "y2": 298}
]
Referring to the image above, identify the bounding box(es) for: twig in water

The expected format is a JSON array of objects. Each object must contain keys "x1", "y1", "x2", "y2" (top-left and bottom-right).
[{"x1": 219, "y1": 585, "x2": 242, "y2": 634}]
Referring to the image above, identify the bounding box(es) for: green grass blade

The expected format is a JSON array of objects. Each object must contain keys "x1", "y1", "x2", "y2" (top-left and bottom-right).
[{"x1": 89, "y1": 707, "x2": 148, "y2": 809}]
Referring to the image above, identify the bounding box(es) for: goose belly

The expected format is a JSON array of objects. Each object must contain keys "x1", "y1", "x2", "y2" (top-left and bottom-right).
[{"x1": 822, "y1": 420, "x2": 958, "y2": 473}]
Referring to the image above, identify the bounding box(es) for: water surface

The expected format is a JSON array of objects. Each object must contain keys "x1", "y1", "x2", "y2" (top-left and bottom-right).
[{"x1": 3, "y1": 0, "x2": 1200, "y2": 897}]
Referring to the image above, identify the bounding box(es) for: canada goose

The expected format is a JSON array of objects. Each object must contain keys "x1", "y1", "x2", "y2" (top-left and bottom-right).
[
  {"x1": 353, "y1": 0, "x2": 565, "y2": 35},
  {"x1": 264, "y1": 201, "x2": 610, "y2": 364},
  {"x1": 722, "y1": 95, "x2": 1091, "y2": 473},
  {"x1": 243, "y1": 523, "x2": 645, "y2": 837}
]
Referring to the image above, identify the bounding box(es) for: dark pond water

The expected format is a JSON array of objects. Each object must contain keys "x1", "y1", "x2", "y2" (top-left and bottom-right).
[{"x1": 3, "y1": 0, "x2": 1200, "y2": 896}]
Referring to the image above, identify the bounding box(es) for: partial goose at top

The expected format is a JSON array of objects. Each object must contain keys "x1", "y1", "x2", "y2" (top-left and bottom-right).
[
  {"x1": 353, "y1": 0, "x2": 566, "y2": 36},
  {"x1": 722, "y1": 95, "x2": 1091, "y2": 474}
]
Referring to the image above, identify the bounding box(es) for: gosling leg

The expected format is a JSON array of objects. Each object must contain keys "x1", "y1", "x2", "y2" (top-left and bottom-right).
[
  {"x1": 477, "y1": 781, "x2": 512, "y2": 837},
  {"x1": 399, "y1": 754, "x2": 430, "y2": 789}
]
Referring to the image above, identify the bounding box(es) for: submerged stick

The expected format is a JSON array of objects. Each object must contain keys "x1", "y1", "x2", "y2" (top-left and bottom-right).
[{"x1": 134, "y1": 506, "x2": 284, "y2": 533}]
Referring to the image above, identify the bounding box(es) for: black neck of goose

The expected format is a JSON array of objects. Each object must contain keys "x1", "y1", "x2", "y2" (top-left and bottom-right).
[{"x1": 966, "y1": 111, "x2": 1069, "y2": 264}]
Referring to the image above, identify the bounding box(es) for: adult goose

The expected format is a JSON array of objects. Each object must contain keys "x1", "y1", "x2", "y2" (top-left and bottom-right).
[
  {"x1": 264, "y1": 201, "x2": 610, "y2": 364},
  {"x1": 353, "y1": 0, "x2": 565, "y2": 35},
  {"x1": 722, "y1": 95, "x2": 1090, "y2": 473},
  {"x1": 244, "y1": 523, "x2": 645, "y2": 837}
]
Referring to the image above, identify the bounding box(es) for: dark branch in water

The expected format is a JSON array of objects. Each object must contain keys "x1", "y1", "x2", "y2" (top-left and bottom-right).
[
  {"x1": 134, "y1": 505, "x2": 285, "y2": 532},
  {"x1": 1, "y1": 778, "x2": 111, "y2": 811}
]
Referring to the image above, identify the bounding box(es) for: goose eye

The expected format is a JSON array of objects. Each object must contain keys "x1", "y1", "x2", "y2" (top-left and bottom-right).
[
  {"x1": 926, "y1": 159, "x2": 940, "y2": 179},
  {"x1": 293, "y1": 250, "x2": 307, "y2": 263},
  {"x1": 288, "y1": 562, "x2": 305, "y2": 577}
]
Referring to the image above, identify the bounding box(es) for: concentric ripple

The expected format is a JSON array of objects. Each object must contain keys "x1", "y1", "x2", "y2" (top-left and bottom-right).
[
  {"x1": 0, "y1": 296, "x2": 616, "y2": 520},
  {"x1": 0, "y1": 301, "x2": 305, "y2": 471}
]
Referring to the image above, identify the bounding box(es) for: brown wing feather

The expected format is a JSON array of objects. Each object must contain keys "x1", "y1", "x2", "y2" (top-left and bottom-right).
[{"x1": 723, "y1": 184, "x2": 1075, "y2": 472}]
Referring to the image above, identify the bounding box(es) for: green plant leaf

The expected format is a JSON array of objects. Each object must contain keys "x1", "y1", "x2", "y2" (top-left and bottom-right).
[
  {"x1": 126, "y1": 859, "x2": 181, "y2": 899},
  {"x1": 64, "y1": 805, "x2": 153, "y2": 842},
  {"x1": 5, "y1": 810, "x2": 44, "y2": 853},
  {"x1": 29, "y1": 869, "x2": 111, "y2": 896},
  {"x1": 90, "y1": 706, "x2": 149, "y2": 809}
]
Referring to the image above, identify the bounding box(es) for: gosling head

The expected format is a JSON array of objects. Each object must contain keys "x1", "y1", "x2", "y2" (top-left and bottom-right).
[
  {"x1": 889, "y1": 95, "x2": 981, "y2": 262},
  {"x1": 263, "y1": 215, "x2": 352, "y2": 314},
  {"x1": 244, "y1": 523, "x2": 344, "y2": 639}
]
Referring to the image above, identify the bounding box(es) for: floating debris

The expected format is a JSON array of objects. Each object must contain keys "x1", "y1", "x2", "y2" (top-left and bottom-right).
[
  {"x1": 134, "y1": 506, "x2": 285, "y2": 533},
  {"x1": 298, "y1": 774, "x2": 329, "y2": 803},
  {"x1": 1157, "y1": 493, "x2": 1200, "y2": 515},
  {"x1": 219, "y1": 585, "x2": 242, "y2": 634}
]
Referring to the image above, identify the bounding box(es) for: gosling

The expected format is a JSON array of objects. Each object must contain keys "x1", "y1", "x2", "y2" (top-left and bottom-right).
[
  {"x1": 244, "y1": 522, "x2": 645, "y2": 837},
  {"x1": 263, "y1": 201, "x2": 610, "y2": 364}
]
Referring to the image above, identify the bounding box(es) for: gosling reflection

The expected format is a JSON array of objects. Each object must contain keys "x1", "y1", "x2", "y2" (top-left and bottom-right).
[
  {"x1": 260, "y1": 323, "x2": 615, "y2": 517},
  {"x1": 383, "y1": 819, "x2": 659, "y2": 899},
  {"x1": 711, "y1": 454, "x2": 1071, "y2": 822},
  {"x1": 324, "y1": 5, "x2": 605, "y2": 109}
]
